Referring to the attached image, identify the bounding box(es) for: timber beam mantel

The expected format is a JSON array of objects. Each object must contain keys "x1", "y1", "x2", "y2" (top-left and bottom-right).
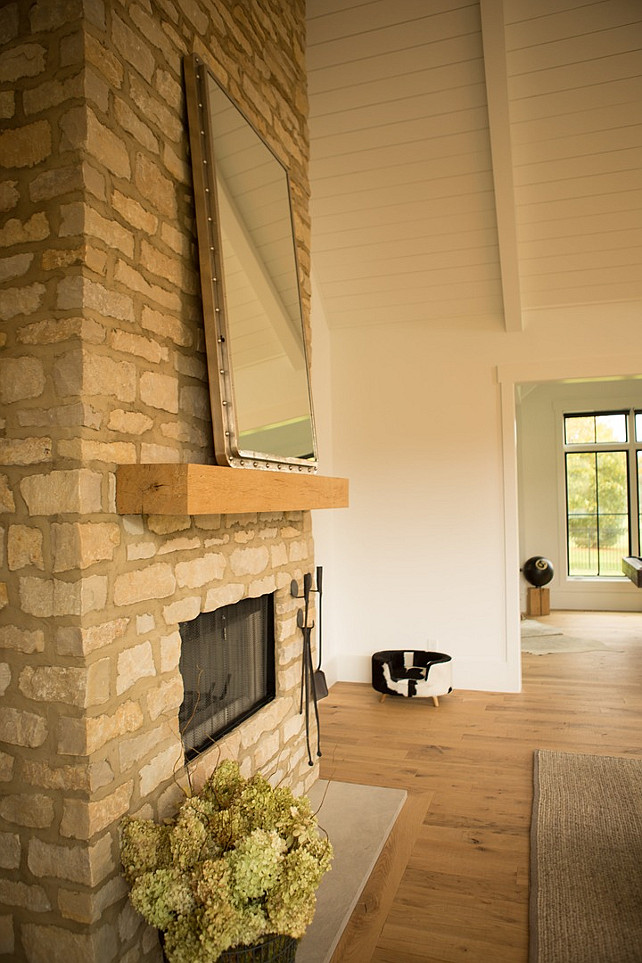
[{"x1": 116, "y1": 464, "x2": 349, "y2": 516}]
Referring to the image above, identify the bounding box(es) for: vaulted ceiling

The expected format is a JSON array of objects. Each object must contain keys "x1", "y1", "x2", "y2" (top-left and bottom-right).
[{"x1": 306, "y1": 0, "x2": 642, "y2": 332}]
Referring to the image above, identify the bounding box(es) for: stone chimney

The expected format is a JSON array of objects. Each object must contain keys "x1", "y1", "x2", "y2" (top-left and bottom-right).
[{"x1": 0, "y1": 1, "x2": 315, "y2": 960}]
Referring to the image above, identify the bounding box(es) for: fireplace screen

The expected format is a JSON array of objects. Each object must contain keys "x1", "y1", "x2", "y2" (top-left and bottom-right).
[{"x1": 178, "y1": 594, "x2": 275, "y2": 758}]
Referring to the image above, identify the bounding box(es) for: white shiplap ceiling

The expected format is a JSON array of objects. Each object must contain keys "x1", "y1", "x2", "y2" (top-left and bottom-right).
[{"x1": 306, "y1": 0, "x2": 642, "y2": 331}]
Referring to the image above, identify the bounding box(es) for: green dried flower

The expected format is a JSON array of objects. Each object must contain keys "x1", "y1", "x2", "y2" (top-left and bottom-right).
[
  {"x1": 120, "y1": 817, "x2": 171, "y2": 884},
  {"x1": 120, "y1": 761, "x2": 332, "y2": 962},
  {"x1": 130, "y1": 868, "x2": 194, "y2": 930},
  {"x1": 226, "y1": 829, "x2": 286, "y2": 902}
]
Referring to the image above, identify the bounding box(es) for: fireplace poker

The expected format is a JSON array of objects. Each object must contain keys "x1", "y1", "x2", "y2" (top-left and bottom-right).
[
  {"x1": 297, "y1": 610, "x2": 314, "y2": 764},
  {"x1": 303, "y1": 623, "x2": 322, "y2": 765},
  {"x1": 297, "y1": 608, "x2": 306, "y2": 714},
  {"x1": 297, "y1": 572, "x2": 322, "y2": 765},
  {"x1": 297, "y1": 573, "x2": 313, "y2": 713}
]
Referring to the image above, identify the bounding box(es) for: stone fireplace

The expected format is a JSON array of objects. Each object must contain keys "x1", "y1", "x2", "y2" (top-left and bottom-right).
[{"x1": 0, "y1": 1, "x2": 341, "y2": 960}]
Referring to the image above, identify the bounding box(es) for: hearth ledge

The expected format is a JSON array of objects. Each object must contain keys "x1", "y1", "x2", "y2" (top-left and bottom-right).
[{"x1": 116, "y1": 463, "x2": 349, "y2": 515}]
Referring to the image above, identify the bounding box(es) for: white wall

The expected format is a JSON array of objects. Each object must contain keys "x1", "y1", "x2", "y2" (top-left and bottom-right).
[
  {"x1": 517, "y1": 378, "x2": 642, "y2": 612},
  {"x1": 312, "y1": 302, "x2": 642, "y2": 692},
  {"x1": 309, "y1": 276, "x2": 343, "y2": 689}
]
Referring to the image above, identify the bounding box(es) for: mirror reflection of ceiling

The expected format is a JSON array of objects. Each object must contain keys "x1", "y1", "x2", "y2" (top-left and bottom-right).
[
  {"x1": 206, "y1": 76, "x2": 315, "y2": 462},
  {"x1": 209, "y1": 82, "x2": 304, "y2": 372},
  {"x1": 307, "y1": 0, "x2": 642, "y2": 333}
]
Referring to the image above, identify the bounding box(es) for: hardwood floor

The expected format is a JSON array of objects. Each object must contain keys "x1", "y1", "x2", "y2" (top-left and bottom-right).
[{"x1": 319, "y1": 611, "x2": 642, "y2": 963}]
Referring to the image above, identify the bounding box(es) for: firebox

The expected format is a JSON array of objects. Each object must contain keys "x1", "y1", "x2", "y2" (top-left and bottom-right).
[{"x1": 178, "y1": 594, "x2": 276, "y2": 758}]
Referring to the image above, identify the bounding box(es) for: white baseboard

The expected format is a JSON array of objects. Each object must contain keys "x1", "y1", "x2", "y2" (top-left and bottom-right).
[{"x1": 552, "y1": 588, "x2": 642, "y2": 612}]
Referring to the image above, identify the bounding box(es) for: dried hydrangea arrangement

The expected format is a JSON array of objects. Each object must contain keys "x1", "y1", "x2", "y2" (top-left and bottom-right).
[{"x1": 120, "y1": 760, "x2": 333, "y2": 962}]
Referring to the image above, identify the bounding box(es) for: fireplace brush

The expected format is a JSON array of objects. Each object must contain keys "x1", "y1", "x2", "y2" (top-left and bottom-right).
[{"x1": 313, "y1": 566, "x2": 329, "y2": 700}]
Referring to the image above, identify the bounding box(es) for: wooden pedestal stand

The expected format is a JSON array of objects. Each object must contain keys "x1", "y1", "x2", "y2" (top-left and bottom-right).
[{"x1": 527, "y1": 587, "x2": 550, "y2": 617}]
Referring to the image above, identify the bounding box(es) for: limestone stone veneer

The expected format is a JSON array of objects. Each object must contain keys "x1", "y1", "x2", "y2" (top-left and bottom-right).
[{"x1": 0, "y1": 0, "x2": 314, "y2": 959}]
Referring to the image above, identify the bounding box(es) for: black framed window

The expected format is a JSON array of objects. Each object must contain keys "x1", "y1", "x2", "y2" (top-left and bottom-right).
[{"x1": 564, "y1": 410, "x2": 641, "y2": 577}]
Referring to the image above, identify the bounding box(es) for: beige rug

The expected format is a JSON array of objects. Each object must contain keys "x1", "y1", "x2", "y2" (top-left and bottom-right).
[
  {"x1": 521, "y1": 619, "x2": 563, "y2": 638},
  {"x1": 530, "y1": 750, "x2": 642, "y2": 963},
  {"x1": 522, "y1": 635, "x2": 610, "y2": 655},
  {"x1": 297, "y1": 780, "x2": 406, "y2": 963},
  {"x1": 521, "y1": 620, "x2": 609, "y2": 654}
]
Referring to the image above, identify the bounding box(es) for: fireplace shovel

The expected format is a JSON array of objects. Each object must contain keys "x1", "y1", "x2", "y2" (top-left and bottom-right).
[{"x1": 313, "y1": 566, "x2": 329, "y2": 700}]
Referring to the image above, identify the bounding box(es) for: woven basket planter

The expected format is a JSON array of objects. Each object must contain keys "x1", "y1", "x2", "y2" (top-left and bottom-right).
[
  {"x1": 162, "y1": 934, "x2": 298, "y2": 963},
  {"x1": 217, "y1": 935, "x2": 298, "y2": 962}
]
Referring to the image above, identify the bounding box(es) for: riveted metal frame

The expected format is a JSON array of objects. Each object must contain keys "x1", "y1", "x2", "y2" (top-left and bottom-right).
[{"x1": 183, "y1": 54, "x2": 317, "y2": 473}]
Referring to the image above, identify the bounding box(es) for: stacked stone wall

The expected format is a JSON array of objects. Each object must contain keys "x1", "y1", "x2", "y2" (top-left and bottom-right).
[{"x1": 0, "y1": 1, "x2": 312, "y2": 960}]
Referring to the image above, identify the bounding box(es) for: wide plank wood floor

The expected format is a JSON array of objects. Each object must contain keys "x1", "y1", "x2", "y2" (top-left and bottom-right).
[{"x1": 319, "y1": 610, "x2": 642, "y2": 963}]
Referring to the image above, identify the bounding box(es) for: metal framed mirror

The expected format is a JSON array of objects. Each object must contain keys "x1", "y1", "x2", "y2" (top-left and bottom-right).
[{"x1": 184, "y1": 54, "x2": 317, "y2": 472}]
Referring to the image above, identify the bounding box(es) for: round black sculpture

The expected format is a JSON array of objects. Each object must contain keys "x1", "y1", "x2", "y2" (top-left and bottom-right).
[{"x1": 523, "y1": 555, "x2": 554, "y2": 587}]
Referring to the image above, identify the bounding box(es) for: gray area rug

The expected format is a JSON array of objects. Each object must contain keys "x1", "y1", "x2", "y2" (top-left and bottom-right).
[
  {"x1": 521, "y1": 619, "x2": 563, "y2": 638},
  {"x1": 530, "y1": 750, "x2": 642, "y2": 963},
  {"x1": 522, "y1": 635, "x2": 610, "y2": 655},
  {"x1": 521, "y1": 620, "x2": 609, "y2": 654},
  {"x1": 297, "y1": 780, "x2": 407, "y2": 963}
]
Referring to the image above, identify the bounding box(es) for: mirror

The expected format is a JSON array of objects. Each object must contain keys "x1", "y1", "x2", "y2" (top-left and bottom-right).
[{"x1": 184, "y1": 54, "x2": 317, "y2": 471}]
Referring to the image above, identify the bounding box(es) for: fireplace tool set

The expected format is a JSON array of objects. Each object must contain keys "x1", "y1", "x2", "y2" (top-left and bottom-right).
[{"x1": 291, "y1": 566, "x2": 327, "y2": 766}]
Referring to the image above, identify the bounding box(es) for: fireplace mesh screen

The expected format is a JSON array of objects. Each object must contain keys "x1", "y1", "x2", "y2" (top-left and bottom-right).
[{"x1": 178, "y1": 594, "x2": 275, "y2": 758}]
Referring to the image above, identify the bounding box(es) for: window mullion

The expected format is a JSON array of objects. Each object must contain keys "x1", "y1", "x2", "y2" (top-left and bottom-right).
[
  {"x1": 594, "y1": 451, "x2": 602, "y2": 576},
  {"x1": 629, "y1": 410, "x2": 640, "y2": 556}
]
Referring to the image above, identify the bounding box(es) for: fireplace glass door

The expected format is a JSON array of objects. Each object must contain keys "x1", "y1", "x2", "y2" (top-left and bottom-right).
[{"x1": 178, "y1": 594, "x2": 275, "y2": 758}]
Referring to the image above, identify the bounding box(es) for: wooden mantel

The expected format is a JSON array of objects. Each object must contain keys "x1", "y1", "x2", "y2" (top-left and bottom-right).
[{"x1": 116, "y1": 464, "x2": 349, "y2": 516}]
